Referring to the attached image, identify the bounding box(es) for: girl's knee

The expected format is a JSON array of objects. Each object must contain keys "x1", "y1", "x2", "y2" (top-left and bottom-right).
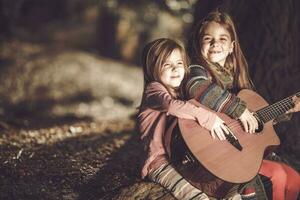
[
  {"x1": 281, "y1": 163, "x2": 300, "y2": 188},
  {"x1": 260, "y1": 160, "x2": 287, "y2": 183}
]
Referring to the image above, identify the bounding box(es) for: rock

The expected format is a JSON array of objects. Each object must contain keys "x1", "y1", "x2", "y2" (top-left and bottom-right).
[{"x1": 0, "y1": 51, "x2": 143, "y2": 126}]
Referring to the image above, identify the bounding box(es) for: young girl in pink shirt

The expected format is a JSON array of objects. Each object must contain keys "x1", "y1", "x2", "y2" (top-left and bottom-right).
[{"x1": 137, "y1": 38, "x2": 230, "y2": 200}]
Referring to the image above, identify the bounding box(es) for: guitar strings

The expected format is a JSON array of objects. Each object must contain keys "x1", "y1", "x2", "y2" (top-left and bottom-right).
[
  {"x1": 224, "y1": 97, "x2": 293, "y2": 129},
  {"x1": 258, "y1": 96, "x2": 294, "y2": 122},
  {"x1": 219, "y1": 92, "x2": 300, "y2": 131},
  {"x1": 260, "y1": 96, "x2": 292, "y2": 115}
]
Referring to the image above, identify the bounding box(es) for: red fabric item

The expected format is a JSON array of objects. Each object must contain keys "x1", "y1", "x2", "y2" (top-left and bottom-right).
[
  {"x1": 259, "y1": 160, "x2": 300, "y2": 200},
  {"x1": 242, "y1": 187, "x2": 255, "y2": 195}
]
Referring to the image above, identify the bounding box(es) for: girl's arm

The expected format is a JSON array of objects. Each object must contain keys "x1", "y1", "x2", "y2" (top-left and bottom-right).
[
  {"x1": 185, "y1": 65, "x2": 246, "y2": 119},
  {"x1": 145, "y1": 82, "x2": 217, "y2": 131},
  {"x1": 186, "y1": 65, "x2": 297, "y2": 125}
]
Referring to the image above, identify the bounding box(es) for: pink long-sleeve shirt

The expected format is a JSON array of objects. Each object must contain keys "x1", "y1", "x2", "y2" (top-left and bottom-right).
[{"x1": 137, "y1": 81, "x2": 217, "y2": 178}]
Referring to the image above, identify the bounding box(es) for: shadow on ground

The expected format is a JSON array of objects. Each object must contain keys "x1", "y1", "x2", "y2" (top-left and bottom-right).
[
  {"x1": 0, "y1": 91, "x2": 96, "y2": 130},
  {"x1": 0, "y1": 119, "x2": 173, "y2": 200}
]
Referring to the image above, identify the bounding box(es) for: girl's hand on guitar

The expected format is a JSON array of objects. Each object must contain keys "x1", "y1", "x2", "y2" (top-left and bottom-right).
[
  {"x1": 286, "y1": 96, "x2": 300, "y2": 114},
  {"x1": 210, "y1": 117, "x2": 229, "y2": 140},
  {"x1": 239, "y1": 108, "x2": 258, "y2": 134}
]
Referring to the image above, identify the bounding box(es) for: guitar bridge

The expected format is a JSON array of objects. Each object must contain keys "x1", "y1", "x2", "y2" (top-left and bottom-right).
[{"x1": 225, "y1": 126, "x2": 243, "y2": 151}]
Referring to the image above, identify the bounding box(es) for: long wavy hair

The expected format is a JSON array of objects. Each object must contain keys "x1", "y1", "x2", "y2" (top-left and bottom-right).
[
  {"x1": 141, "y1": 38, "x2": 189, "y2": 97},
  {"x1": 188, "y1": 11, "x2": 254, "y2": 90}
]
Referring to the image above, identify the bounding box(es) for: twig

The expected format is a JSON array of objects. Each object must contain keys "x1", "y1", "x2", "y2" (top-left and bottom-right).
[{"x1": 16, "y1": 148, "x2": 24, "y2": 160}]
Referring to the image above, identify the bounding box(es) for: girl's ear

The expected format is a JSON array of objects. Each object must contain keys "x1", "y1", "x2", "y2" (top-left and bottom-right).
[{"x1": 229, "y1": 41, "x2": 235, "y2": 54}]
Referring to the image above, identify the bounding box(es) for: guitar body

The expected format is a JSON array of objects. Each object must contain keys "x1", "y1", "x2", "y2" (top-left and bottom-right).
[{"x1": 166, "y1": 89, "x2": 281, "y2": 198}]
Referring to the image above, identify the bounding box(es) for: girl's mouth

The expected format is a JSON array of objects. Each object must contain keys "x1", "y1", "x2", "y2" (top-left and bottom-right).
[{"x1": 209, "y1": 50, "x2": 221, "y2": 54}]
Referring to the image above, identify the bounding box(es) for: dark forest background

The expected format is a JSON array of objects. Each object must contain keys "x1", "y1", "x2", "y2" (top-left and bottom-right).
[{"x1": 0, "y1": 0, "x2": 300, "y2": 199}]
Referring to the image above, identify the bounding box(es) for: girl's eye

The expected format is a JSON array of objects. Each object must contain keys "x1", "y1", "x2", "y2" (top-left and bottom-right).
[
  {"x1": 203, "y1": 37, "x2": 211, "y2": 42},
  {"x1": 220, "y1": 37, "x2": 228, "y2": 42},
  {"x1": 162, "y1": 63, "x2": 171, "y2": 69}
]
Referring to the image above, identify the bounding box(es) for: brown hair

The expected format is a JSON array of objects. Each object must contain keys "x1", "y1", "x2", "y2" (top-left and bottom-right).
[
  {"x1": 141, "y1": 38, "x2": 189, "y2": 96},
  {"x1": 188, "y1": 11, "x2": 254, "y2": 89}
]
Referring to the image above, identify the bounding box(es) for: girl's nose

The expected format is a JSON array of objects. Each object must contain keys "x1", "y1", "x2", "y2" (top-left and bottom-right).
[
  {"x1": 171, "y1": 64, "x2": 178, "y2": 71},
  {"x1": 211, "y1": 39, "x2": 219, "y2": 46}
]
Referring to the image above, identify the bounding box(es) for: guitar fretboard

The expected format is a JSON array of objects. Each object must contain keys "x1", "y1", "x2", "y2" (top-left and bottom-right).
[{"x1": 256, "y1": 91, "x2": 300, "y2": 123}]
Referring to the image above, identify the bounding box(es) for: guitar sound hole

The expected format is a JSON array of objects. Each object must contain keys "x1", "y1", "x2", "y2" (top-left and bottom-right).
[
  {"x1": 255, "y1": 117, "x2": 264, "y2": 134},
  {"x1": 252, "y1": 113, "x2": 264, "y2": 134}
]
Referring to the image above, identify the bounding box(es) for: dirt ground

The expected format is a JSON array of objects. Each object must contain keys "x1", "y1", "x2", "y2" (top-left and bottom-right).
[
  {"x1": 0, "y1": 40, "x2": 173, "y2": 200},
  {"x1": 0, "y1": 118, "x2": 143, "y2": 200}
]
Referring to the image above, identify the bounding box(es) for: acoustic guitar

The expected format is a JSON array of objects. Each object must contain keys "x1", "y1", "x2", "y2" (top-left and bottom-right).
[{"x1": 165, "y1": 89, "x2": 299, "y2": 197}]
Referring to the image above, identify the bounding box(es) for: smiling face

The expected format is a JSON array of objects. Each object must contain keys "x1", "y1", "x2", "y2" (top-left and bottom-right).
[
  {"x1": 160, "y1": 48, "x2": 185, "y2": 90},
  {"x1": 200, "y1": 21, "x2": 234, "y2": 67}
]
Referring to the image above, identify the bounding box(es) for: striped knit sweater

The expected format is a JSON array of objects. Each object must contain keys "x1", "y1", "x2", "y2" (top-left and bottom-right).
[{"x1": 185, "y1": 65, "x2": 246, "y2": 119}]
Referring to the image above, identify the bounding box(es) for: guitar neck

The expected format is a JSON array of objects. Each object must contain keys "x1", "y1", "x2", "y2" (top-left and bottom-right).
[{"x1": 256, "y1": 91, "x2": 300, "y2": 123}]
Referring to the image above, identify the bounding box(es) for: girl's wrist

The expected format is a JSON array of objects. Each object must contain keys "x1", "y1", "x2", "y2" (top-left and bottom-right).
[
  {"x1": 231, "y1": 101, "x2": 247, "y2": 119},
  {"x1": 196, "y1": 111, "x2": 217, "y2": 131}
]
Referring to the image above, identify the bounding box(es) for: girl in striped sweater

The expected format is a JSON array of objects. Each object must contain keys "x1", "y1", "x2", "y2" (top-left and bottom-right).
[{"x1": 185, "y1": 11, "x2": 300, "y2": 200}]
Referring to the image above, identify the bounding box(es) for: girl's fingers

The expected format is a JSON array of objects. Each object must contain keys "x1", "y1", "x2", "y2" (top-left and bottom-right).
[
  {"x1": 239, "y1": 108, "x2": 260, "y2": 133},
  {"x1": 254, "y1": 116, "x2": 258, "y2": 131},
  {"x1": 214, "y1": 127, "x2": 226, "y2": 140},
  {"x1": 212, "y1": 128, "x2": 220, "y2": 140},
  {"x1": 221, "y1": 124, "x2": 231, "y2": 140},
  {"x1": 286, "y1": 96, "x2": 300, "y2": 113},
  {"x1": 241, "y1": 119, "x2": 249, "y2": 133},
  {"x1": 241, "y1": 112, "x2": 258, "y2": 133},
  {"x1": 249, "y1": 118, "x2": 254, "y2": 133},
  {"x1": 220, "y1": 128, "x2": 226, "y2": 140},
  {"x1": 210, "y1": 130, "x2": 216, "y2": 139},
  {"x1": 248, "y1": 121, "x2": 252, "y2": 133},
  {"x1": 211, "y1": 120, "x2": 233, "y2": 140},
  {"x1": 221, "y1": 124, "x2": 230, "y2": 135},
  {"x1": 249, "y1": 115, "x2": 258, "y2": 133}
]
